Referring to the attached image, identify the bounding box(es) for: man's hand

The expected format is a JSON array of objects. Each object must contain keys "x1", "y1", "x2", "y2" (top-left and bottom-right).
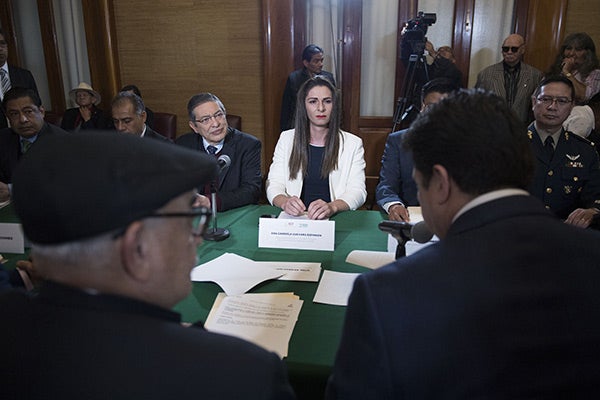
[
  {"x1": 565, "y1": 207, "x2": 598, "y2": 228},
  {"x1": 388, "y1": 204, "x2": 410, "y2": 222},
  {"x1": 193, "y1": 193, "x2": 211, "y2": 209}
]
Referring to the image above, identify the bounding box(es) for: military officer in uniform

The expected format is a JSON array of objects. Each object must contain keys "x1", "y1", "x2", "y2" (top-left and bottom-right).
[{"x1": 528, "y1": 76, "x2": 600, "y2": 228}]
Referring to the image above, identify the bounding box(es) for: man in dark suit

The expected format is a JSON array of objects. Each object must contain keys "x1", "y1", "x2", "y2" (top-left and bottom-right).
[
  {"x1": 376, "y1": 78, "x2": 458, "y2": 221},
  {"x1": 176, "y1": 92, "x2": 261, "y2": 212},
  {"x1": 0, "y1": 87, "x2": 67, "y2": 201},
  {"x1": 0, "y1": 131, "x2": 295, "y2": 399},
  {"x1": 326, "y1": 90, "x2": 600, "y2": 399},
  {"x1": 280, "y1": 44, "x2": 336, "y2": 132},
  {"x1": 0, "y1": 28, "x2": 39, "y2": 129},
  {"x1": 527, "y1": 76, "x2": 600, "y2": 228},
  {"x1": 475, "y1": 34, "x2": 543, "y2": 123},
  {"x1": 111, "y1": 91, "x2": 169, "y2": 141}
]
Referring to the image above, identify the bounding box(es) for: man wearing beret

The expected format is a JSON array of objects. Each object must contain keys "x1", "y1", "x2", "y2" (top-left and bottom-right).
[
  {"x1": 0, "y1": 131, "x2": 295, "y2": 399},
  {"x1": 527, "y1": 76, "x2": 600, "y2": 228},
  {"x1": 0, "y1": 86, "x2": 67, "y2": 202}
]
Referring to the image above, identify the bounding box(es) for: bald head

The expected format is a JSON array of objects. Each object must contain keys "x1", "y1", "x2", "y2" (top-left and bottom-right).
[{"x1": 502, "y1": 34, "x2": 526, "y2": 66}]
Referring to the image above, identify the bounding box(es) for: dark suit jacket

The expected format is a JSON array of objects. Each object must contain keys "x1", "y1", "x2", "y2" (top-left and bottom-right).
[
  {"x1": 144, "y1": 126, "x2": 171, "y2": 142},
  {"x1": 475, "y1": 62, "x2": 543, "y2": 123},
  {"x1": 375, "y1": 129, "x2": 418, "y2": 209},
  {"x1": 61, "y1": 106, "x2": 111, "y2": 131},
  {"x1": 280, "y1": 68, "x2": 335, "y2": 132},
  {"x1": 0, "y1": 281, "x2": 295, "y2": 399},
  {"x1": 327, "y1": 195, "x2": 600, "y2": 399},
  {"x1": 527, "y1": 124, "x2": 600, "y2": 219},
  {"x1": 0, "y1": 123, "x2": 67, "y2": 183},
  {"x1": 176, "y1": 127, "x2": 262, "y2": 211},
  {"x1": 0, "y1": 64, "x2": 39, "y2": 129}
]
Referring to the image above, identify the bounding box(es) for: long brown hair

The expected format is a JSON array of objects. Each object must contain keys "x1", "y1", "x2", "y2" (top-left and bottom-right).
[{"x1": 289, "y1": 76, "x2": 341, "y2": 180}]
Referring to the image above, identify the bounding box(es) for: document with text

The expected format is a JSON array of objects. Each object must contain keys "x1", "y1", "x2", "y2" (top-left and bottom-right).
[{"x1": 204, "y1": 292, "x2": 303, "y2": 358}]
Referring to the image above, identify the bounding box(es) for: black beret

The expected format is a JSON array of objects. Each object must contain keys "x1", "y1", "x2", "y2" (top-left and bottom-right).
[{"x1": 12, "y1": 130, "x2": 218, "y2": 244}]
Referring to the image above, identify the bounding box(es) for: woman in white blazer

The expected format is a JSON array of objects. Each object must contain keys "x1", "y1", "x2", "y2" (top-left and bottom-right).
[{"x1": 266, "y1": 76, "x2": 366, "y2": 219}]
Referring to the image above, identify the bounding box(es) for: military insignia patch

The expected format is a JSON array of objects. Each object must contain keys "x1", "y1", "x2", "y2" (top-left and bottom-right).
[{"x1": 564, "y1": 186, "x2": 572, "y2": 194}]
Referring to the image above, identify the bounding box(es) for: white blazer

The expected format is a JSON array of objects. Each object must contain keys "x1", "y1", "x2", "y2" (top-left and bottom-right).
[{"x1": 266, "y1": 129, "x2": 367, "y2": 210}]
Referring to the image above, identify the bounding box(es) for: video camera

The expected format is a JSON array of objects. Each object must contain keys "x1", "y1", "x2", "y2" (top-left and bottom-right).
[{"x1": 403, "y1": 11, "x2": 437, "y2": 55}]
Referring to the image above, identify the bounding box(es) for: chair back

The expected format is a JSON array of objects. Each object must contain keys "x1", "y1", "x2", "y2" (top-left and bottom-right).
[
  {"x1": 153, "y1": 112, "x2": 177, "y2": 140},
  {"x1": 226, "y1": 114, "x2": 242, "y2": 131},
  {"x1": 44, "y1": 111, "x2": 63, "y2": 127}
]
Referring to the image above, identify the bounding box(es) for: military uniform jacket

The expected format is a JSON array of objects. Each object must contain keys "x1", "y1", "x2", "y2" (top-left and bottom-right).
[{"x1": 527, "y1": 123, "x2": 600, "y2": 219}]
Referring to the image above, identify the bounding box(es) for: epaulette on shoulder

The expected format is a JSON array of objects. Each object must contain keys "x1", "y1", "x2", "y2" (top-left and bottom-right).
[{"x1": 566, "y1": 130, "x2": 595, "y2": 147}]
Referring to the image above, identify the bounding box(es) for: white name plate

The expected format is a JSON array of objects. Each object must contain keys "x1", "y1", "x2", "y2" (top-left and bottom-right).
[
  {"x1": 258, "y1": 217, "x2": 335, "y2": 251},
  {"x1": 0, "y1": 223, "x2": 25, "y2": 254}
]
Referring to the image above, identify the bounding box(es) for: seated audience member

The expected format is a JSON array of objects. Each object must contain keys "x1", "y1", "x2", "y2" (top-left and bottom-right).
[
  {"x1": 527, "y1": 76, "x2": 600, "y2": 228},
  {"x1": 376, "y1": 78, "x2": 458, "y2": 221},
  {"x1": 61, "y1": 82, "x2": 111, "y2": 131},
  {"x1": 0, "y1": 131, "x2": 295, "y2": 399},
  {"x1": 475, "y1": 34, "x2": 543, "y2": 123},
  {"x1": 267, "y1": 76, "x2": 366, "y2": 219},
  {"x1": 120, "y1": 84, "x2": 155, "y2": 128},
  {"x1": 0, "y1": 87, "x2": 67, "y2": 201},
  {"x1": 326, "y1": 89, "x2": 600, "y2": 399},
  {"x1": 176, "y1": 93, "x2": 261, "y2": 211},
  {"x1": 548, "y1": 32, "x2": 600, "y2": 104},
  {"x1": 111, "y1": 91, "x2": 169, "y2": 141},
  {"x1": 280, "y1": 44, "x2": 336, "y2": 132}
]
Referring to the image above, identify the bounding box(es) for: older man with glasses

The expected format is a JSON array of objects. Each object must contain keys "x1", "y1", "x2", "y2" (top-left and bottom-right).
[
  {"x1": 176, "y1": 92, "x2": 262, "y2": 212},
  {"x1": 475, "y1": 33, "x2": 543, "y2": 123},
  {"x1": 0, "y1": 131, "x2": 295, "y2": 399},
  {"x1": 528, "y1": 76, "x2": 600, "y2": 228}
]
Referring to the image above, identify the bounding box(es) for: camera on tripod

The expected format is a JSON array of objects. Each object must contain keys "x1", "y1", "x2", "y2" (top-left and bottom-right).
[
  {"x1": 402, "y1": 11, "x2": 437, "y2": 62},
  {"x1": 393, "y1": 11, "x2": 437, "y2": 131}
]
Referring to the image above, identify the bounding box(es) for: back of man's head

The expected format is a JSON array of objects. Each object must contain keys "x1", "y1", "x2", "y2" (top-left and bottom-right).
[
  {"x1": 12, "y1": 130, "x2": 217, "y2": 245},
  {"x1": 302, "y1": 44, "x2": 324, "y2": 61},
  {"x1": 404, "y1": 89, "x2": 534, "y2": 195},
  {"x1": 421, "y1": 78, "x2": 460, "y2": 103}
]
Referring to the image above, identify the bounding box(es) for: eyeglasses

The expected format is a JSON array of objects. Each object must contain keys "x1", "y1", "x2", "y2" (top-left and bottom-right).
[
  {"x1": 193, "y1": 111, "x2": 226, "y2": 126},
  {"x1": 536, "y1": 96, "x2": 572, "y2": 107},
  {"x1": 147, "y1": 206, "x2": 212, "y2": 237},
  {"x1": 501, "y1": 46, "x2": 522, "y2": 53},
  {"x1": 113, "y1": 206, "x2": 212, "y2": 239}
]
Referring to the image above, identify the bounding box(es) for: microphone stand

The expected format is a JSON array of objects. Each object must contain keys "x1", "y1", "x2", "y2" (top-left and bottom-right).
[
  {"x1": 203, "y1": 180, "x2": 230, "y2": 241},
  {"x1": 390, "y1": 231, "x2": 409, "y2": 259}
]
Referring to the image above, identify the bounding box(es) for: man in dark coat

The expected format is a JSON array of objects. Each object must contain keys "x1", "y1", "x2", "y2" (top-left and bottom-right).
[
  {"x1": 111, "y1": 91, "x2": 170, "y2": 141},
  {"x1": 176, "y1": 92, "x2": 261, "y2": 212},
  {"x1": 326, "y1": 89, "x2": 600, "y2": 399},
  {"x1": 0, "y1": 28, "x2": 38, "y2": 130}
]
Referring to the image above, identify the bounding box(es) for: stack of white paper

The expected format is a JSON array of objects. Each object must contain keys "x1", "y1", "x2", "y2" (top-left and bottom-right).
[{"x1": 204, "y1": 292, "x2": 303, "y2": 358}]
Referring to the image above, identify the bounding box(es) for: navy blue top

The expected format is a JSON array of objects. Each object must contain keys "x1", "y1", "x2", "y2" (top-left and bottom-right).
[{"x1": 301, "y1": 145, "x2": 330, "y2": 205}]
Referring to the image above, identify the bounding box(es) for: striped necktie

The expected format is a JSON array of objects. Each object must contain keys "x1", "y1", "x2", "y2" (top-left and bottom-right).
[{"x1": 0, "y1": 69, "x2": 10, "y2": 97}]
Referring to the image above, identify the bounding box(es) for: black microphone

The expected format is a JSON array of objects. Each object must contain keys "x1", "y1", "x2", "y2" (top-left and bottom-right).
[
  {"x1": 217, "y1": 154, "x2": 231, "y2": 173},
  {"x1": 378, "y1": 220, "x2": 433, "y2": 244},
  {"x1": 204, "y1": 154, "x2": 231, "y2": 242}
]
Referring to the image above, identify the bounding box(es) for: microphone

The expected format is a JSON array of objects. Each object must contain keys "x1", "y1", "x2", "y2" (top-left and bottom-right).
[
  {"x1": 204, "y1": 155, "x2": 231, "y2": 242},
  {"x1": 217, "y1": 154, "x2": 231, "y2": 173},
  {"x1": 378, "y1": 220, "x2": 433, "y2": 244}
]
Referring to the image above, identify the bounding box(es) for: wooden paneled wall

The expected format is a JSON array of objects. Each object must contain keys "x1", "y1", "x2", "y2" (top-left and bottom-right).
[{"x1": 113, "y1": 0, "x2": 265, "y2": 145}]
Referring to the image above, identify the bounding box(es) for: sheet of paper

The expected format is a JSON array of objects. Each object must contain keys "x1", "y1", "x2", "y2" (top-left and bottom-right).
[
  {"x1": 254, "y1": 261, "x2": 321, "y2": 282},
  {"x1": 406, "y1": 206, "x2": 424, "y2": 223},
  {"x1": 313, "y1": 270, "x2": 360, "y2": 306},
  {"x1": 205, "y1": 292, "x2": 303, "y2": 358},
  {"x1": 0, "y1": 223, "x2": 25, "y2": 254},
  {"x1": 190, "y1": 253, "x2": 284, "y2": 295},
  {"x1": 345, "y1": 250, "x2": 395, "y2": 270}
]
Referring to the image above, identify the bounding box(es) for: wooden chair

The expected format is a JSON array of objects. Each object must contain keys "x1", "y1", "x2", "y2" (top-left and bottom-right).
[{"x1": 153, "y1": 112, "x2": 177, "y2": 140}]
